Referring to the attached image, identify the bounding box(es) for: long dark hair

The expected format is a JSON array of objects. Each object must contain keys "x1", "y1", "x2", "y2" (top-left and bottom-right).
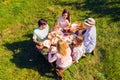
[{"x1": 62, "y1": 9, "x2": 70, "y2": 23}]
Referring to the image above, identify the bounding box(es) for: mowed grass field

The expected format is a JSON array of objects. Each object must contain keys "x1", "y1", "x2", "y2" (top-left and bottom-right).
[{"x1": 0, "y1": 0, "x2": 120, "y2": 80}]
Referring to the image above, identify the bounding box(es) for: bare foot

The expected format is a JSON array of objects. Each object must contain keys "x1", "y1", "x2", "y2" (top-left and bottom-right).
[
  {"x1": 82, "y1": 53, "x2": 86, "y2": 58},
  {"x1": 72, "y1": 60, "x2": 76, "y2": 64}
]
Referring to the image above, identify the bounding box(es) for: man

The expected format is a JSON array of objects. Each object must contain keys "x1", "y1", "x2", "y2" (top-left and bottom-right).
[
  {"x1": 83, "y1": 18, "x2": 96, "y2": 55},
  {"x1": 33, "y1": 18, "x2": 49, "y2": 51}
]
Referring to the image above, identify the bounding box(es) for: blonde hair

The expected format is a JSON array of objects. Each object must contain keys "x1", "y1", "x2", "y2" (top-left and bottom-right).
[
  {"x1": 57, "y1": 39, "x2": 69, "y2": 56},
  {"x1": 52, "y1": 23, "x2": 60, "y2": 31},
  {"x1": 77, "y1": 22, "x2": 85, "y2": 30}
]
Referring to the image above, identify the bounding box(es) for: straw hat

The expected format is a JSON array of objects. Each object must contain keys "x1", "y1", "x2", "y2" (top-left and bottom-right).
[{"x1": 84, "y1": 18, "x2": 95, "y2": 26}]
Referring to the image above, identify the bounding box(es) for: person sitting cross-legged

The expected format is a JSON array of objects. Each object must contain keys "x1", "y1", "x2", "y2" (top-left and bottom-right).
[
  {"x1": 83, "y1": 18, "x2": 96, "y2": 55},
  {"x1": 33, "y1": 19, "x2": 49, "y2": 56}
]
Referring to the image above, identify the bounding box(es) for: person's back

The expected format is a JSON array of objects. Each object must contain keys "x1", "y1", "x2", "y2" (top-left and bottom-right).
[
  {"x1": 55, "y1": 47, "x2": 72, "y2": 68},
  {"x1": 48, "y1": 39, "x2": 72, "y2": 68},
  {"x1": 48, "y1": 39, "x2": 72, "y2": 80}
]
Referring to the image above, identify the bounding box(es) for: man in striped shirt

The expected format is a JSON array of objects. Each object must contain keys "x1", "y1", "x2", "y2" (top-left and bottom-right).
[{"x1": 83, "y1": 18, "x2": 96, "y2": 55}]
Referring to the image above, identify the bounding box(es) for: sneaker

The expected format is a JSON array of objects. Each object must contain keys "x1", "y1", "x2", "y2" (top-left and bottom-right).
[{"x1": 91, "y1": 50, "x2": 95, "y2": 55}]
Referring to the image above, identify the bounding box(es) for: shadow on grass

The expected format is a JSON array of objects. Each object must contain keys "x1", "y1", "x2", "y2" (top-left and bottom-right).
[
  {"x1": 3, "y1": 34, "x2": 58, "y2": 80},
  {"x1": 54, "y1": 0, "x2": 120, "y2": 22},
  {"x1": 98, "y1": 47, "x2": 106, "y2": 62}
]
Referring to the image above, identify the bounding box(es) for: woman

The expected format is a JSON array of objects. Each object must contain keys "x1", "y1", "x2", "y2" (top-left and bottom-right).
[{"x1": 57, "y1": 9, "x2": 71, "y2": 30}]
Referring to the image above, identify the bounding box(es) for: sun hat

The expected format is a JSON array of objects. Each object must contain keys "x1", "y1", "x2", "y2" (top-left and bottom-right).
[{"x1": 84, "y1": 18, "x2": 95, "y2": 26}]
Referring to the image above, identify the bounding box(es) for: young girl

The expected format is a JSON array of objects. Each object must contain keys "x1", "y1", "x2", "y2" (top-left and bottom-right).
[
  {"x1": 48, "y1": 39, "x2": 72, "y2": 80},
  {"x1": 71, "y1": 36, "x2": 86, "y2": 63},
  {"x1": 70, "y1": 22, "x2": 85, "y2": 35},
  {"x1": 57, "y1": 9, "x2": 71, "y2": 31},
  {"x1": 51, "y1": 23, "x2": 63, "y2": 37}
]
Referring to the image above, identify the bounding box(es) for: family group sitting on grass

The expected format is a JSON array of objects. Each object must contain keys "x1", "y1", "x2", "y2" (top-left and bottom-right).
[{"x1": 32, "y1": 9, "x2": 96, "y2": 80}]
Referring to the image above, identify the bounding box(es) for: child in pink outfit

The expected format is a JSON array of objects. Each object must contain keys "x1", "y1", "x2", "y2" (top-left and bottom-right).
[{"x1": 48, "y1": 39, "x2": 72, "y2": 80}]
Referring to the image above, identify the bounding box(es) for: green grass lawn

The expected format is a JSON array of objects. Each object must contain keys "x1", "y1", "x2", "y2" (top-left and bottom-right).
[{"x1": 0, "y1": 0, "x2": 120, "y2": 80}]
